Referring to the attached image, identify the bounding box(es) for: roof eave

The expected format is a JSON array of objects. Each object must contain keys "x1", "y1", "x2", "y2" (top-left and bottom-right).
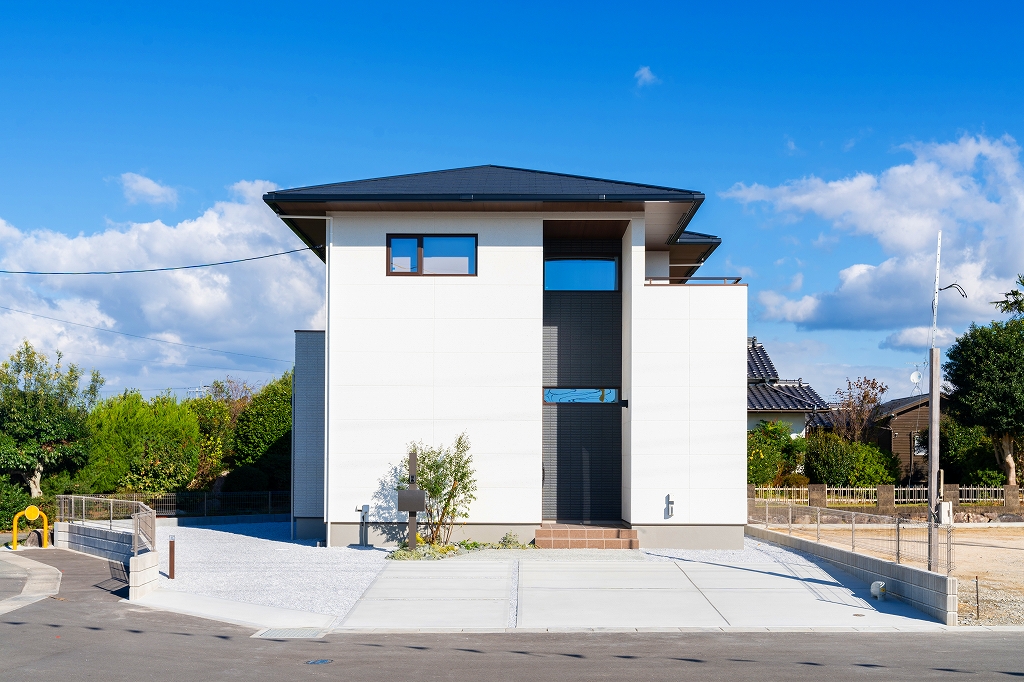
[{"x1": 263, "y1": 192, "x2": 704, "y2": 204}]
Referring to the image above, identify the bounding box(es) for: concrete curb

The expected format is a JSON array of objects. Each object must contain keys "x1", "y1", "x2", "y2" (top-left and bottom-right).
[
  {"x1": 746, "y1": 525, "x2": 957, "y2": 626},
  {"x1": 329, "y1": 625, "x2": 1024, "y2": 633},
  {"x1": 126, "y1": 588, "x2": 337, "y2": 630},
  {"x1": 0, "y1": 550, "x2": 63, "y2": 615}
]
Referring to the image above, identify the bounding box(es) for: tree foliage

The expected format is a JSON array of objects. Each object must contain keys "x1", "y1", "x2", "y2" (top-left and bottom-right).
[
  {"x1": 944, "y1": 320, "x2": 1024, "y2": 486},
  {"x1": 992, "y1": 274, "x2": 1024, "y2": 319},
  {"x1": 81, "y1": 391, "x2": 201, "y2": 492},
  {"x1": 805, "y1": 430, "x2": 900, "y2": 486},
  {"x1": 400, "y1": 433, "x2": 477, "y2": 545},
  {"x1": 0, "y1": 475, "x2": 32, "y2": 531},
  {"x1": 230, "y1": 372, "x2": 292, "y2": 490},
  {"x1": 832, "y1": 377, "x2": 888, "y2": 443},
  {"x1": 927, "y1": 414, "x2": 1006, "y2": 485},
  {"x1": 0, "y1": 341, "x2": 103, "y2": 497}
]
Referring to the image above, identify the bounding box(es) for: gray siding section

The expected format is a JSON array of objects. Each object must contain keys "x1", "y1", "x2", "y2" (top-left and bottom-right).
[
  {"x1": 543, "y1": 291, "x2": 621, "y2": 387},
  {"x1": 293, "y1": 331, "x2": 325, "y2": 519}
]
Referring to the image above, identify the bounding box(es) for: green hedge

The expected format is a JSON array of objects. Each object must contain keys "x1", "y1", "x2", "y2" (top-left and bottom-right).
[{"x1": 232, "y1": 372, "x2": 291, "y2": 490}]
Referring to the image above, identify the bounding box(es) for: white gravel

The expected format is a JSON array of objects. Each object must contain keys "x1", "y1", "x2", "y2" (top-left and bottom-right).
[{"x1": 156, "y1": 523, "x2": 388, "y2": 618}]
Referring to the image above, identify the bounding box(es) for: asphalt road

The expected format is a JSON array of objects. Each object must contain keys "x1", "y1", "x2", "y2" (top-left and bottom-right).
[{"x1": 1, "y1": 549, "x2": 1023, "y2": 681}]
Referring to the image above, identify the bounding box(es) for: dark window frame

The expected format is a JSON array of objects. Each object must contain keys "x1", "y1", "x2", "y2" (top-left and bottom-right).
[
  {"x1": 543, "y1": 255, "x2": 620, "y2": 291},
  {"x1": 386, "y1": 234, "x2": 478, "y2": 277},
  {"x1": 542, "y1": 387, "x2": 622, "y2": 404}
]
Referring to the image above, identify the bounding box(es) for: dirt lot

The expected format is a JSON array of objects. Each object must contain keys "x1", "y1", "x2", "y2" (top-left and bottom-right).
[
  {"x1": 950, "y1": 527, "x2": 1024, "y2": 626},
  {"x1": 771, "y1": 523, "x2": 1024, "y2": 625}
]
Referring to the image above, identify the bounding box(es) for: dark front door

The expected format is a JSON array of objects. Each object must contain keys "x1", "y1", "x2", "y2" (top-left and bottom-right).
[{"x1": 541, "y1": 237, "x2": 622, "y2": 523}]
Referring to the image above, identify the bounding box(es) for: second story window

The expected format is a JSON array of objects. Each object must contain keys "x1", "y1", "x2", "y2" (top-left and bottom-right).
[{"x1": 387, "y1": 235, "x2": 477, "y2": 276}]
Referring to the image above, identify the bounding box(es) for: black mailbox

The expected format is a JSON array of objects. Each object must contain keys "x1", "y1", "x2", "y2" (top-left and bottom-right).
[{"x1": 397, "y1": 489, "x2": 427, "y2": 513}]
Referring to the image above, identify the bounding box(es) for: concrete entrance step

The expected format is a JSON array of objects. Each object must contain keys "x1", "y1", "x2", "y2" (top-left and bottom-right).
[{"x1": 535, "y1": 524, "x2": 639, "y2": 549}]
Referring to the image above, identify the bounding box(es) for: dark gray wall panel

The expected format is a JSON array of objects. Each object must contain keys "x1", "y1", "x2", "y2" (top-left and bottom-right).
[
  {"x1": 543, "y1": 291, "x2": 621, "y2": 387},
  {"x1": 542, "y1": 403, "x2": 622, "y2": 521}
]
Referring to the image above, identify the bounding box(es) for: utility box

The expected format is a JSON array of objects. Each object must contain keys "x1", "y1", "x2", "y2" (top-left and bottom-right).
[{"x1": 397, "y1": 490, "x2": 426, "y2": 513}]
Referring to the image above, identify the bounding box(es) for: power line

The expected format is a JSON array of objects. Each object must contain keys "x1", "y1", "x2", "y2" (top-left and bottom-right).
[
  {"x1": 0, "y1": 246, "x2": 320, "y2": 275},
  {"x1": 0, "y1": 304, "x2": 291, "y2": 363},
  {"x1": 52, "y1": 349, "x2": 282, "y2": 374}
]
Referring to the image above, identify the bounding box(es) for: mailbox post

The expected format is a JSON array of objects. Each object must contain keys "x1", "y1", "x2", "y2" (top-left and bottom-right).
[{"x1": 397, "y1": 450, "x2": 427, "y2": 550}]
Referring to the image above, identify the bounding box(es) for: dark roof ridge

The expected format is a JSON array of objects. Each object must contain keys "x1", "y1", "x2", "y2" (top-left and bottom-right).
[{"x1": 266, "y1": 164, "x2": 703, "y2": 197}]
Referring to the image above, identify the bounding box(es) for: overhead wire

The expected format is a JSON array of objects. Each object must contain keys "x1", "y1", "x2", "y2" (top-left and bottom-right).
[
  {"x1": 0, "y1": 246, "x2": 320, "y2": 275},
  {"x1": 0, "y1": 304, "x2": 291, "y2": 363}
]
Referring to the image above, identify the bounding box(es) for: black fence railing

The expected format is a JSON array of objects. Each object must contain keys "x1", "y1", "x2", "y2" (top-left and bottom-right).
[{"x1": 96, "y1": 491, "x2": 290, "y2": 517}]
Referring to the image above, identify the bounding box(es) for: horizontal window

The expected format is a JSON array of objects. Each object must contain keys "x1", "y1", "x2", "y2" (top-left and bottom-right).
[
  {"x1": 387, "y1": 235, "x2": 477, "y2": 276},
  {"x1": 544, "y1": 258, "x2": 617, "y2": 290},
  {"x1": 543, "y1": 388, "x2": 619, "y2": 404}
]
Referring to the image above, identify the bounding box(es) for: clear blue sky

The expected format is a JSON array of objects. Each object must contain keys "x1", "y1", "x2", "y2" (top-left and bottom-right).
[{"x1": 1, "y1": 2, "x2": 1022, "y2": 400}]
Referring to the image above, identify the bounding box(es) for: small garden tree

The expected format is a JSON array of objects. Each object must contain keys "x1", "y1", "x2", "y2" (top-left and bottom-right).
[
  {"x1": 0, "y1": 341, "x2": 103, "y2": 497},
  {"x1": 400, "y1": 433, "x2": 477, "y2": 545},
  {"x1": 944, "y1": 320, "x2": 1024, "y2": 486}
]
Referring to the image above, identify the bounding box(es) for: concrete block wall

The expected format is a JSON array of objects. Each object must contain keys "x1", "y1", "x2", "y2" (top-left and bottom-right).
[
  {"x1": 746, "y1": 525, "x2": 957, "y2": 625},
  {"x1": 129, "y1": 551, "x2": 159, "y2": 600}
]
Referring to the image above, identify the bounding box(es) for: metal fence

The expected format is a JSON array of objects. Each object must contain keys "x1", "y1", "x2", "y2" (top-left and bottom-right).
[
  {"x1": 750, "y1": 501, "x2": 955, "y2": 575},
  {"x1": 894, "y1": 487, "x2": 929, "y2": 505},
  {"x1": 57, "y1": 495, "x2": 156, "y2": 556},
  {"x1": 958, "y1": 486, "x2": 1005, "y2": 504},
  {"x1": 825, "y1": 487, "x2": 878, "y2": 505},
  {"x1": 755, "y1": 486, "x2": 809, "y2": 502},
  {"x1": 91, "y1": 491, "x2": 290, "y2": 517}
]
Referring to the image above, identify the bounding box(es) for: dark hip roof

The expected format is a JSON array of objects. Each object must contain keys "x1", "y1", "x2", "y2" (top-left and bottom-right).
[
  {"x1": 748, "y1": 382, "x2": 830, "y2": 412},
  {"x1": 263, "y1": 165, "x2": 704, "y2": 204}
]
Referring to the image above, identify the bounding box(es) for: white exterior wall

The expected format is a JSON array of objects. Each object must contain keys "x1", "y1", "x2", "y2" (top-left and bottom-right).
[
  {"x1": 325, "y1": 213, "x2": 544, "y2": 528},
  {"x1": 623, "y1": 216, "x2": 748, "y2": 526}
]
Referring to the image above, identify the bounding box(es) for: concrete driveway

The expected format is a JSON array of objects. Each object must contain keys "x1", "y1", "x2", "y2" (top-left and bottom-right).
[{"x1": 341, "y1": 545, "x2": 940, "y2": 631}]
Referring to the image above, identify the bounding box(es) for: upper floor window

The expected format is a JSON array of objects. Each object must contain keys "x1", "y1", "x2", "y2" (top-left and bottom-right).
[
  {"x1": 387, "y1": 235, "x2": 477, "y2": 276},
  {"x1": 544, "y1": 257, "x2": 618, "y2": 290}
]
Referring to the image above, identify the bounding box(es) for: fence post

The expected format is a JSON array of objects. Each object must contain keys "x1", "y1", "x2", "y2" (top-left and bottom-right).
[
  {"x1": 947, "y1": 525, "x2": 953, "y2": 575},
  {"x1": 851, "y1": 513, "x2": 856, "y2": 551},
  {"x1": 816, "y1": 508, "x2": 821, "y2": 543},
  {"x1": 109, "y1": 498, "x2": 113, "y2": 530},
  {"x1": 765, "y1": 501, "x2": 769, "y2": 528},
  {"x1": 788, "y1": 504, "x2": 792, "y2": 535},
  {"x1": 895, "y1": 519, "x2": 901, "y2": 564},
  {"x1": 204, "y1": 492, "x2": 208, "y2": 517},
  {"x1": 268, "y1": 491, "x2": 272, "y2": 515}
]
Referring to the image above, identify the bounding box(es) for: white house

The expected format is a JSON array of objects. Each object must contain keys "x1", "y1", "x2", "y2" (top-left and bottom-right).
[{"x1": 267, "y1": 166, "x2": 747, "y2": 549}]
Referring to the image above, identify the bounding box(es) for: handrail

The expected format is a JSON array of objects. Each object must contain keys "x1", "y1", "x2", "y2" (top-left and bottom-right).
[
  {"x1": 57, "y1": 494, "x2": 156, "y2": 556},
  {"x1": 645, "y1": 276, "x2": 742, "y2": 285}
]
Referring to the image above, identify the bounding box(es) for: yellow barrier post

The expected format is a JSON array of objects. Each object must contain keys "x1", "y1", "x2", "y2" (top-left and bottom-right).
[{"x1": 11, "y1": 505, "x2": 48, "y2": 551}]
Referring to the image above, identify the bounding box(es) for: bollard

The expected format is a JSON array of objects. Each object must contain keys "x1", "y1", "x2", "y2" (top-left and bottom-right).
[{"x1": 169, "y1": 535, "x2": 176, "y2": 580}]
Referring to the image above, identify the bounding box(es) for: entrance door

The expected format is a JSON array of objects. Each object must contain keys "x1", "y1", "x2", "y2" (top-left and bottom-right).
[{"x1": 541, "y1": 237, "x2": 622, "y2": 523}]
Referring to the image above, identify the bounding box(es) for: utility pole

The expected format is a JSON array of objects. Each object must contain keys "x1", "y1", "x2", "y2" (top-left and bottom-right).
[{"x1": 928, "y1": 231, "x2": 942, "y2": 571}]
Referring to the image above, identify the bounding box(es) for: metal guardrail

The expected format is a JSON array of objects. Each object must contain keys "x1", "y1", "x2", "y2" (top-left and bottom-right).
[
  {"x1": 644, "y1": 276, "x2": 743, "y2": 285},
  {"x1": 92, "y1": 491, "x2": 290, "y2": 517},
  {"x1": 750, "y1": 501, "x2": 955, "y2": 575},
  {"x1": 57, "y1": 495, "x2": 156, "y2": 556}
]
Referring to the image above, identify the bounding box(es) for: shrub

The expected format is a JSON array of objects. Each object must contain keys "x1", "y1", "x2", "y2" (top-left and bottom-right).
[
  {"x1": 81, "y1": 391, "x2": 201, "y2": 492},
  {"x1": 847, "y1": 441, "x2": 900, "y2": 486},
  {"x1": 805, "y1": 431, "x2": 854, "y2": 485},
  {"x1": 400, "y1": 432, "x2": 477, "y2": 545},
  {"x1": 0, "y1": 475, "x2": 31, "y2": 531},
  {"x1": 747, "y1": 423, "x2": 785, "y2": 485},
  {"x1": 232, "y1": 372, "x2": 291, "y2": 490},
  {"x1": 932, "y1": 415, "x2": 1007, "y2": 485}
]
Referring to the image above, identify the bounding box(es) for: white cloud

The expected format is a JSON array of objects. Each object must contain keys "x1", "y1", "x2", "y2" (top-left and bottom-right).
[
  {"x1": 758, "y1": 290, "x2": 819, "y2": 323},
  {"x1": 121, "y1": 172, "x2": 178, "y2": 205},
  {"x1": 0, "y1": 180, "x2": 324, "y2": 394},
  {"x1": 634, "y1": 66, "x2": 660, "y2": 88},
  {"x1": 724, "y1": 134, "x2": 1024, "y2": 332},
  {"x1": 879, "y1": 326, "x2": 956, "y2": 351},
  {"x1": 787, "y1": 272, "x2": 804, "y2": 292},
  {"x1": 784, "y1": 136, "x2": 802, "y2": 155}
]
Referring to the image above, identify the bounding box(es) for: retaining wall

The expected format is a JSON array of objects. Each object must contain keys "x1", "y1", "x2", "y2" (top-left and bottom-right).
[
  {"x1": 745, "y1": 524, "x2": 957, "y2": 626},
  {"x1": 53, "y1": 522, "x2": 159, "y2": 600}
]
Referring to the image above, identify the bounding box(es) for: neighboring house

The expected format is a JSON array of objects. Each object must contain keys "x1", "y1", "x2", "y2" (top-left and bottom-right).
[
  {"x1": 866, "y1": 395, "x2": 939, "y2": 484},
  {"x1": 267, "y1": 165, "x2": 748, "y2": 549},
  {"x1": 746, "y1": 337, "x2": 829, "y2": 436}
]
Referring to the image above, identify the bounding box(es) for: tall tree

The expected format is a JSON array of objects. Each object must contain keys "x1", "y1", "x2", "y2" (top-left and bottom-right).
[
  {"x1": 944, "y1": 320, "x2": 1024, "y2": 485},
  {"x1": 992, "y1": 274, "x2": 1024, "y2": 318},
  {"x1": 0, "y1": 341, "x2": 104, "y2": 497},
  {"x1": 832, "y1": 377, "x2": 888, "y2": 443}
]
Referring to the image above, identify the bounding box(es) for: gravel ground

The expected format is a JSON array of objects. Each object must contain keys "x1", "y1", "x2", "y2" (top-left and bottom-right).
[{"x1": 156, "y1": 523, "x2": 388, "y2": 618}]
